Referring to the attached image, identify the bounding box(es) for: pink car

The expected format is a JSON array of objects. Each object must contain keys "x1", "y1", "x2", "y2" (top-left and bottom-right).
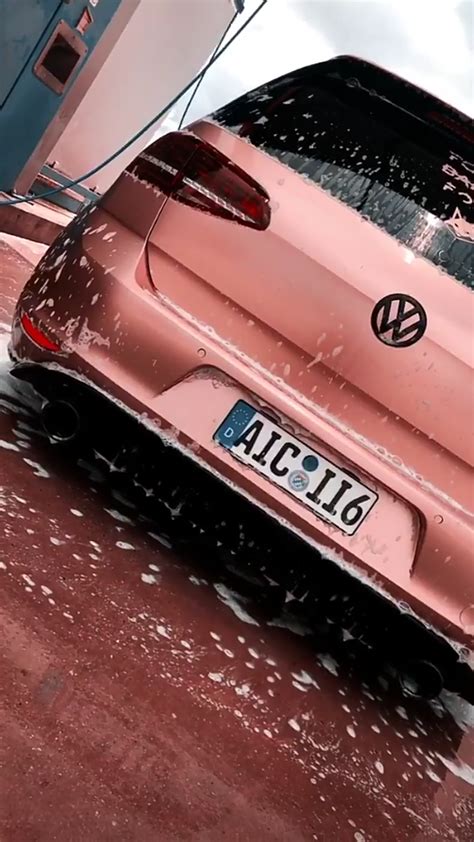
[{"x1": 10, "y1": 56, "x2": 474, "y2": 674}]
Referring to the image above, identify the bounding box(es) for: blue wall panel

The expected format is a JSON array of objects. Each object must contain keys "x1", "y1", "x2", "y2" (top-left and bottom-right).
[
  {"x1": 0, "y1": 0, "x2": 122, "y2": 191},
  {"x1": 0, "y1": 1, "x2": 61, "y2": 105}
]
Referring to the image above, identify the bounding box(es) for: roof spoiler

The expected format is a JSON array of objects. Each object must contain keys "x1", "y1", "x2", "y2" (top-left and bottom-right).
[{"x1": 316, "y1": 55, "x2": 473, "y2": 152}]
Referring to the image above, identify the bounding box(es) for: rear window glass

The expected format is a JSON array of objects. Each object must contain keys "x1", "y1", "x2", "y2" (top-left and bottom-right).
[{"x1": 212, "y1": 58, "x2": 473, "y2": 289}]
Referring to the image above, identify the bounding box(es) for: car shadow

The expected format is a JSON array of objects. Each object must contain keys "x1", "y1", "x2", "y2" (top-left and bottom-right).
[{"x1": 5, "y1": 372, "x2": 471, "y2": 709}]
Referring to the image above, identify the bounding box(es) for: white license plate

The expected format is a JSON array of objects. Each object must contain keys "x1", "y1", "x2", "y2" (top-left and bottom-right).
[{"x1": 214, "y1": 401, "x2": 378, "y2": 536}]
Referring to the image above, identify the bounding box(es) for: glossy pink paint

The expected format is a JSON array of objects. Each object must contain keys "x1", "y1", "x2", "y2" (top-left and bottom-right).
[{"x1": 10, "y1": 111, "x2": 474, "y2": 660}]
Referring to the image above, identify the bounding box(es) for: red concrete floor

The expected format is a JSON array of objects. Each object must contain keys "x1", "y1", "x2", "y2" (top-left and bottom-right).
[{"x1": 0, "y1": 235, "x2": 473, "y2": 842}]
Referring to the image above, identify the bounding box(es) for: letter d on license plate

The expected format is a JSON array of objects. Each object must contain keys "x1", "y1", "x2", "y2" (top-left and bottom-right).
[{"x1": 214, "y1": 400, "x2": 378, "y2": 536}]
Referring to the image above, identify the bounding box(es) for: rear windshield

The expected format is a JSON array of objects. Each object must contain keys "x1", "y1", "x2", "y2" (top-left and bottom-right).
[{"x1": 212, "y1": 57, "x2": 473, "y2": 289}]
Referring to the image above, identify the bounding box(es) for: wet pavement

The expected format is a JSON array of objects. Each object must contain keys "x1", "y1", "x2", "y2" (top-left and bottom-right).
[{"x1": 0, "y1": 235, "x2": 473, "y2": 841}]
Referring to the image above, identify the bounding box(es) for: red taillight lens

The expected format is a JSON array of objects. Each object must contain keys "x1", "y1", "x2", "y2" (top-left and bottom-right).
[
  {"x1": 20, "y1": 313, "x2": 61, "y2": 352},
  {"x1": 128, "y1": 132, "x2": 271, "y2": 230}
]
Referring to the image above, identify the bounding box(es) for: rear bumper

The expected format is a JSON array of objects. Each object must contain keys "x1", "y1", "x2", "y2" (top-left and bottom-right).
[{"x1": 10, "y1": 218, "x2": 474, "y2": 659}]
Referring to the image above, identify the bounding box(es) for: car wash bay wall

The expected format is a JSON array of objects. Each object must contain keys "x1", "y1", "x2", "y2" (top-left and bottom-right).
[
  {"x1": 0, "y1": 0, "x2": 135, "y2": 194},
  {"x1": 39, "y1": 0, "x2": 236, "y2": 195}
]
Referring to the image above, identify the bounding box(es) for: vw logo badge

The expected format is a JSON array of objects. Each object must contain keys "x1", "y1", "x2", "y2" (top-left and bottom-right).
[
  {"x1": 371, "y1": 293, "x2": 427, "y2": 348},
  {"x1": 288, "y1": 470, "x2": 309, "y2": 492}
]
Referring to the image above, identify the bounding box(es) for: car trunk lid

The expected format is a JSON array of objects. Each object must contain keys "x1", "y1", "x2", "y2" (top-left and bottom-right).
[{"x1": 141, "y1": 56, "x2": 473, "y2": 498}]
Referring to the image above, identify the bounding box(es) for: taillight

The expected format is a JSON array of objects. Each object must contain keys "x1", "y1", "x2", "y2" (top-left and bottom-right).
[
  {"x1": 20, "y1": 313, "x2": 61, "y2": 352},
  {"x1": 128, "y1": 132, "x2": 271, "y2": 230}
]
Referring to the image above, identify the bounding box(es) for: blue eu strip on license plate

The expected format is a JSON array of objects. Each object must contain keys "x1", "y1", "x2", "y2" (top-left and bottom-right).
[
  {"x1": 214, "y1": 400, "x2": 378, "y2": 536},
  {"x1": 215, "y1": 400, "x2": 258, "y2": 448}
]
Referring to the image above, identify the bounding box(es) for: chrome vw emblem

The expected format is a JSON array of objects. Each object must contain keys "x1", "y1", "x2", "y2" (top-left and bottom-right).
[{"x1": 371, "y1": 293, "x2": 427, "y2": 348}]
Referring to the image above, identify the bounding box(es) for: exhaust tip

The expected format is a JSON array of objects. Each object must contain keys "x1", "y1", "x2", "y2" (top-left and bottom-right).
[
  {"x1": 398, "y1": 658, "x2": 445, "y2": 699},
  {"x1": 41, "y1": 399, "x2": 80, "y2": 443}
]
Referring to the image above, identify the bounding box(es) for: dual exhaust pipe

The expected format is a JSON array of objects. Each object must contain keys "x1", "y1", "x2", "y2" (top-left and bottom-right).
[
  {"x1": 41, "y1": 398, "x2": 81, "y2": 443},
  {"x1": 397, "y1": 658, "x2": 445, "y2": 700}
]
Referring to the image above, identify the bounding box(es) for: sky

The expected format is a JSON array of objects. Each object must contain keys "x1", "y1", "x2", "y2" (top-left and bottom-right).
[{"x1": 161, "y1": 0, "x2": 473, "y2": 131}]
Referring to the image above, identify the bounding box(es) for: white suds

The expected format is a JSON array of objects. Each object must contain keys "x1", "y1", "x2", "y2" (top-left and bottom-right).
[{"x1": 141, "y1": 573, "x2": 158, "y2": 585}]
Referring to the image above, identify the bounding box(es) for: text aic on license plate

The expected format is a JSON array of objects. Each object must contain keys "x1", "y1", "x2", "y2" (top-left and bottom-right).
[{"x1": 215, "y1": 400, "x2": 378, "y2": 536}]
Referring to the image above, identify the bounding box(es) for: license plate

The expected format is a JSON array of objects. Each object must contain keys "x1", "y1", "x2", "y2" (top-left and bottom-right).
[{"x1": 214, "y1": 400, "x2": 378, "y2": 536}]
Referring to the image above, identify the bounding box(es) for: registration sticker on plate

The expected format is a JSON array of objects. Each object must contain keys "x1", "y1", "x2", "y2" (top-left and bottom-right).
[{"x1": 214, "y1": 400, "x2": 378, "y2": 536}]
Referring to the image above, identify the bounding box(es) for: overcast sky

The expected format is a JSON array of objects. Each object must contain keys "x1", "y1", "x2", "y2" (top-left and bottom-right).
[{"x1": 164, "y1": 0, "x2": 473, "y2": 129}]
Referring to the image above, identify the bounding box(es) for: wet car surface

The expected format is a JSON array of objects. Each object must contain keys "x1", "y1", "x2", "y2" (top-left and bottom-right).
[
  {"x1": 0, "y1": 237, "x2": 473, "y2": 840},
  {"x1": 11, "y1": 59, "x2": 474, "y2": 656}
]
